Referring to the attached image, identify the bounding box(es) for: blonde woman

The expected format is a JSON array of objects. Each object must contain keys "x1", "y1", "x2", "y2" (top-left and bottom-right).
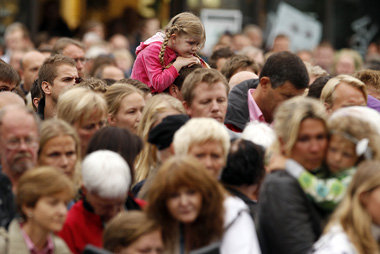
[
  {"x1": 38, "y1": 119, "x2": 80, "y2": 182},
  {"x1": 105, "y1": 82, "x2": 145, "y2": 134},
  {"x1": 56, "y1": 87, "x2": 107, "y2": 156},
  {"x1": 312, "y1": 160, "x2": 380, "y2": 254},
  {"x1": 134, "y1": 94, "x2": 185, "y2": 183}
]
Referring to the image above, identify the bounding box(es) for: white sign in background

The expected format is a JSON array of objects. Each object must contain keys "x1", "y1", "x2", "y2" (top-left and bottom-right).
[
  {"x1": 266, "y1": 2, "x2": 322, "y2": 52},
  {"x1": 200, "y1": 9, "x2": 242, "y2": 56}
]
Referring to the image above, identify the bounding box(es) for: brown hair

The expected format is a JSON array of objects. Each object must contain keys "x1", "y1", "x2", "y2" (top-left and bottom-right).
[
  {"x1": 0, "y1": 59, "x2": 20, "y2": 87},
  {"x1": 221, "y1": 55, "x2": 259, "y2": 81},
  {"x1": 16, "y1": 166, "x2": 74, "y2": 220},
  {"x1": 209, "y1": 47, "x2": 235, "y2": 69},
  {"x1": 146, "y1": 156, "x2": 225, "y2": 251},
  {"x1": 354, "y1": 69, "x2": 380, "y2": 92},
  {"x1": 159, "y1": 12, "x2": 205, "y2": 67},
  {"x1": 118, "y1": 78, "x2": 151, "y2": 96},
  {"x1": 38, "y1": 54, "x2": 76, "y2": 95},
  {"x1": 181, "y1": 68, "x2": 229, "y2": 105},
  {"x1": 103, "y1": 211, "x2": 161, "y2": 252},
  {"x1": 75, "y1": 77, "x2": 108, "y2": 93}
]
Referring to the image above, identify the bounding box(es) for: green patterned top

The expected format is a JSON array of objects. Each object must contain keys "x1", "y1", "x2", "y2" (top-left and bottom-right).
[{"x1": 285, "y1": 159, "x2": 356, "y2": 212}]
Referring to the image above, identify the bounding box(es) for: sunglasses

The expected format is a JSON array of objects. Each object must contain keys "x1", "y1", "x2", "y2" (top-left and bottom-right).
[{"x1": 75, "y1": 77, "x2": 83, "y2": 84}]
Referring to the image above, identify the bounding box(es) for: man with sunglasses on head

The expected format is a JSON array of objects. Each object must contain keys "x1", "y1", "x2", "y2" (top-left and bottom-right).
[
  {"x1": 52, "y1": 37, "x2": 87, "y2": 78},
  {"x1": 37, "y1": 54, "x2": 79, "y2": 119}
]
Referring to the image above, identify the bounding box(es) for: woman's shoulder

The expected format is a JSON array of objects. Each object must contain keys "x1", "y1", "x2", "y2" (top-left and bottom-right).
[
  {"x1": 52, "y1": 234, "x2": 72, "y2": 254},
  {"x1": 0, "y1": 219, "x2": 29, "y2": 253},
  {"x1": 223, "y1": 196, "x2": 251, "y2": 227},
  {"x1": 0, "y1": 226, "x2": 9, "y2": 253},
  {"x1": 311, "y1": 224, "x2": 358, "y2": 254}
]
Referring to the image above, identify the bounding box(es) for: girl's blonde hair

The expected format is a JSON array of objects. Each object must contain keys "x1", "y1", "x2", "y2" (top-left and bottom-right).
[
  {"x1": 104, "y1": 82, "x2": 143, "y2": 117},
  {"x1": 134, "y1": 94, "x2": 185, "y2": 182},
  {"x1": 327, "y1": 114, "x2": 380, "y2": 161},
  {"x1": 57, "y1": 87, "x2": 107, "y2": 126},
  {"x1": 159, "y1": 12, "x2": 205, "y2": 67},
  {"x1": 324, "y1": 160, "x2": 380, "y2": 254}
]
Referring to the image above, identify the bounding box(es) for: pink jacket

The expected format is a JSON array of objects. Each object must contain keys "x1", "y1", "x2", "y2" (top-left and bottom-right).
[{"x1": 131, "y1": 32, "x2": 179, "y2": 93}]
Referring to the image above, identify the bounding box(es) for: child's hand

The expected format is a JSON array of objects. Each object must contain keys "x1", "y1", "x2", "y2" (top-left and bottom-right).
[{"x1": 173, "y1": 56, "x2": 200, "y2": 72}]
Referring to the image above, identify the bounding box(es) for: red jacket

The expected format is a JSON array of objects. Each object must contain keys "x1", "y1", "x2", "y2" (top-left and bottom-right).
[{"x1": 58, "y1": 200, "x2": 103, "y2": 254}]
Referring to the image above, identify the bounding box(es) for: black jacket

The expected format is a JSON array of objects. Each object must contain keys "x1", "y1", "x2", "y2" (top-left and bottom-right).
[
  {"x1": 0, "y1": 173, "x2": 16, "y2": 229},
  {"x1": 225, "y1": 78, "x2": 259, "y2": 132},
  {"x1": 257, "y1": 170, "x2": 323, "y2": 254}
]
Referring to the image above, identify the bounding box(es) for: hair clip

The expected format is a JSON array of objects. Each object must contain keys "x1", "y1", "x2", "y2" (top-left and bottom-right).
[{"x1": 356, "y1": 138, "x2": 373, "y2": 160}]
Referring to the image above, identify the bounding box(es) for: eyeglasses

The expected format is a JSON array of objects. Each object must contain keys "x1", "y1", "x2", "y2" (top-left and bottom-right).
[{"x1": 3, "y1": 136, "x2": 39, "y2": 150}]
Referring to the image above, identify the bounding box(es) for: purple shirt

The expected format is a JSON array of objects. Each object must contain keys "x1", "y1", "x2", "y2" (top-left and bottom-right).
[
  {"x1": 248, "y1": 89, "x2": 266, "y2": 122},
  {"x1": 367, "y1": 95, "x2": 380, "y2": 113},
  {"x1": 20, "y1": 224, "x2": 54, "y2": 254}
]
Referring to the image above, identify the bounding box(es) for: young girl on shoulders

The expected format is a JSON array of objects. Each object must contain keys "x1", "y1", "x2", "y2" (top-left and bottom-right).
[{"x1": 131, "y1": 12, "x2": 208, "y2": 93}]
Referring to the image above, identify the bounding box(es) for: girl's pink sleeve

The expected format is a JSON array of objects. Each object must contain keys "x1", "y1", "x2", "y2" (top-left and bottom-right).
[{"x1": 142, "y1": 44, "x2": 179, "y2": 93}]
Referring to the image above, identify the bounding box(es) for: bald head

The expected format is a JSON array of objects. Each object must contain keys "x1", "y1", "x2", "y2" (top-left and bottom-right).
[
  {"x1": 101, "y1": 65, "x2": 124, "y2": 81},
  {"x1": 229, "y1": 71, "x2": 258, "y2": 91},
  {"x1": 0, "y1": 91, "x2": 25, "y2": 109},
  {"x1": 21, "y1": 50, "x2": 47, "y2": 92}
]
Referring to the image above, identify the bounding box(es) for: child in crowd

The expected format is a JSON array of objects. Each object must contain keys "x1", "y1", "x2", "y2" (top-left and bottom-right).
[
  {"x1": 270, "y1": 113, "x2": 380, "y2": 212},
  {"x1": 131, "y1": 12, "x2": 208, "y2": 93}
]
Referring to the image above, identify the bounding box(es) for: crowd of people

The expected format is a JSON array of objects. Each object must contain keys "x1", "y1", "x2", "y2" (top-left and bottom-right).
[{"x1": 0, "y1": 10, "x2": 380, "y2": 254}]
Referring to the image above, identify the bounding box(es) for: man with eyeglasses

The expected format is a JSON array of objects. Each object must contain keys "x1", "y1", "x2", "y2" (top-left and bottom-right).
[
  {"x1": 0, "y1": 105, "x2": 40, "y2": 228},
  {"x1": 52, "y1": 37, "x2": 87, "y2": 78},
  {"x1": 37, "y1": 54, "x2": 79, "y2": 119}
]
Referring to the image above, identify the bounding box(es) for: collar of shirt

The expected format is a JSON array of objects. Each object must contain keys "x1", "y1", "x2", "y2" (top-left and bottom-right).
[
  {"x1": 20, "y1": 223, "x2": 54, "y2": 254},
  {"x1": 247, "y1": 88, "x2": 266, "y2": 123}
]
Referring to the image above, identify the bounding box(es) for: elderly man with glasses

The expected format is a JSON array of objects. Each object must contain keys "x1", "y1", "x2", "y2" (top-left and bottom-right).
[{"x1": 0, "y1": 105, "x2": 40, "y2": 228}]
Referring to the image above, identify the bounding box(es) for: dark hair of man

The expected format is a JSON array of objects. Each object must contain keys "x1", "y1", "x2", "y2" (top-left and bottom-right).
[
  {"x1": 86, "y1": 126, "x2": 143, "y2": 179},
  {"x1": 38, "y1": 54, "x2": 76, "y2": 96},
  {"x1": 259, "y1": 51, "x2": 309, "y2": 89},
  {"x1": 307, "y1": 76, "x2": 332, "y2": 99},
  {"x1": 0, "y1": 59, "x2": 20, "y2": 86},
  {"x1": 163, "y1": 64, "x2": 202, "y2": 93},
  {"x1": 209, "y1": 47, "x2": 235, "y2": 69},
  {"x1": 31, "y1": 79, "x2": 41, "y2": 111},
  {"x1": 221, "y1": 139, "x2": 265, "y2": 186},
  {"x1": 221, "y1": 55, "x2": 259, "y2": 81}
]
